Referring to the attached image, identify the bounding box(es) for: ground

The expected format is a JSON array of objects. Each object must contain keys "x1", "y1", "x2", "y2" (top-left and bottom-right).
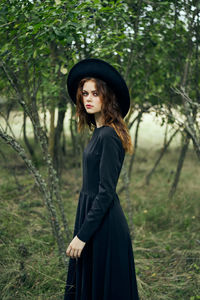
[{"x1": 0, "y1": 117, "x2": 199, "y2": 299}]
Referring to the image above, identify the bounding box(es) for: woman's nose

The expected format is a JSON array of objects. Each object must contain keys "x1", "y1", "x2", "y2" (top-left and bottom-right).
[{"x1": 86, "y1": 93, "x2": 92, "y2": 101}]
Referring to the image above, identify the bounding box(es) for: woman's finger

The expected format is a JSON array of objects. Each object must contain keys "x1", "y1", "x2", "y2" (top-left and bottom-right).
[
  {"x1": 68, "y1": 246, "x2": 75, "y2": 258},
  {"x1": 77, "y1": 249, "x2": 82, "y2": 258},
  {"x1": 72, "y1": 249, "x2": 78, "y2": 259},
  {"x1": 66, "y1": 245, "x2": 72, "y2": 256}
]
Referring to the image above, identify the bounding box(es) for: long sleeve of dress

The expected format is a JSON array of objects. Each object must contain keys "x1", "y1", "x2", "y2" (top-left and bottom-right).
[{"x1": 76, "y1": 129, "x2": 124, "y2": 243}]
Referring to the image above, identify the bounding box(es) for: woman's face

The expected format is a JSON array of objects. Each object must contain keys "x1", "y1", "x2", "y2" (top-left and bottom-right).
[{"x1": 82, "y1": 80, "x2": 102, "y2": 114}]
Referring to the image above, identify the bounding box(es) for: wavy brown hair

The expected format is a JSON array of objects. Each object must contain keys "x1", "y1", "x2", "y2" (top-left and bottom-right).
[{"x1": 75, "y1": 77, "x2": 134, "y2": 154}]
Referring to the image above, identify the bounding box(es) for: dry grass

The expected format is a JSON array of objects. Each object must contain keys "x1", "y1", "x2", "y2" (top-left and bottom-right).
[{"x1": 0, "y1": 139, "x2": 199, "y2": 299}]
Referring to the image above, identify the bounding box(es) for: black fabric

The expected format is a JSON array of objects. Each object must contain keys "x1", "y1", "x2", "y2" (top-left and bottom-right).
[
  {"x1": 64, "y1": 126, "x2": 139, "y2": 300},
  {"x1": 67, "y1": 58, "x2": 130, "y2": 121}
]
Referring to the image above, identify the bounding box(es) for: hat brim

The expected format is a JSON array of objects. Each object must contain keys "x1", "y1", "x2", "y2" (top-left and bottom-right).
[{"x1": 67, "y1": 58, "x2": 130, "y2": 122}]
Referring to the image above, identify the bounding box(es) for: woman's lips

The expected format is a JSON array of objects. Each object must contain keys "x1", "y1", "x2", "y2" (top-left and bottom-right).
[{"x1": 86, "y1": 105, "x2": 93, "y2": 108}]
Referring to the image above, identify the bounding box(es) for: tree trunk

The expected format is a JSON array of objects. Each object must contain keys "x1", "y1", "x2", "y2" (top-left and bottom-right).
[
  {"x1": 70, "y1": 105, "x2": 77, "y2": 158},
  {"x1": 164, "y1": 122, "x2": 169, "y2": 147},
  {"x1": 53, "y1": 80, "x2": 67, "y2": 177},
  {"x1": 118, "y1": 110, "x2": 143, "y2": 195},
  {"x1": 62, "y1": 130, "x2": 67, "y2": 157},
  {"x1": 23, "y1": 111, "x2": 38, "y2": 166},
  {"x1": 48, "y1": 106, "x2": 55, "y2": 160},
  {"x1": 146, "y1": 128, "x2": 179, "y2": 185},
  {"x1": 128, "y1": 111, "x2": 142, "y2": 179},
  {"x1": 169, "y1": 133, "x2": 190, "y2": 199}
]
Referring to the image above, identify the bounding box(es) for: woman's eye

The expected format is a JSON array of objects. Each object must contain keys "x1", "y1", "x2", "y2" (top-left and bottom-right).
[{"x1": 82, "y1": 91, "x2": 98, "y2": 96}]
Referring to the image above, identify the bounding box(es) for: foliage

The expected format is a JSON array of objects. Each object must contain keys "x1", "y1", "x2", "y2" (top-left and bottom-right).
[
  {"x1": 0, "y1": 0, "x2": 129, "y2": 105},
  {"x1": 0, "y1": 1, "x2": 200, "y2": 298}
]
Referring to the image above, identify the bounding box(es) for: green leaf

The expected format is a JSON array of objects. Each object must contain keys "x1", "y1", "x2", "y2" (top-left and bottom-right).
[
  {"x1": 33, "y1": 49, "x2": 37, "y2": 58},
  {"x1": 60, "y1": 65, "x2": 67, "y2": 75}
]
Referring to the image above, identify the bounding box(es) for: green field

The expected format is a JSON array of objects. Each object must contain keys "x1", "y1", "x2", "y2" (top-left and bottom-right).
[
  {"x1": 0, "y1": 110, "x2": 183, "y2": 150},
  {"x1": 0, "y1": 137, "x2": 199, "y2": 300}
]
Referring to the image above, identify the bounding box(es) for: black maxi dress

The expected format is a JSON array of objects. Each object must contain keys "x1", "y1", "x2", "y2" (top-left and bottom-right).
[{"x1": 64, "y1": 125, "x2": 139, "y2": 300}]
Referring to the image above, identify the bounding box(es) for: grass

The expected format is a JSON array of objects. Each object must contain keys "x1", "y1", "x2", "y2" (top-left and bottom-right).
[
  {"x1": 126, "y1": 147, "x2": 200, "y2": 300},
  {"x1": 0, "y1": 139, "x2": 199, "y2": 300}
]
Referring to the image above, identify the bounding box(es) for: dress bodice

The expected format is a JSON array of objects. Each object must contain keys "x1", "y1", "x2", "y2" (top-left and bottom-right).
[
  {"x1": 77, "y1": 125, "x2": 125, "y2": 242},
  {"x1": 81, "y1": 125, "x2": 125, "y2": 194}
]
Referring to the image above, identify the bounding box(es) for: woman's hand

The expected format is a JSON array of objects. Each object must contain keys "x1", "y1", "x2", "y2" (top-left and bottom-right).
[{"x1": 66, "y1": 235, "x2": 86, "y2": 259}]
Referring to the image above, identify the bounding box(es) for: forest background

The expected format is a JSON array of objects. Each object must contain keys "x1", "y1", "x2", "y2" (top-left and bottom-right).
[{"x1": 0, "y1": 0, "x2": 200, "y2": 299}]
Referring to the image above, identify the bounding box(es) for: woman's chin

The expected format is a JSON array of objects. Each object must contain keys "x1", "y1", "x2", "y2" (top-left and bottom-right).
[{"x1": 86, "y1": 109, "x2": 95, "y2": 114}]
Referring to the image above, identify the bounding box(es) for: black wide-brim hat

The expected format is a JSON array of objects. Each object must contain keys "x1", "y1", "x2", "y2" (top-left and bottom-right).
[{"x1": 67, "y1": 58, "x2": 130, "y2": 122}]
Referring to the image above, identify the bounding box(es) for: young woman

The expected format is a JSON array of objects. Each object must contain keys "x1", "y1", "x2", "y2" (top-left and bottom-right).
[{"x1": 64, "y1": 58, "x2": 139, "y2": 300}]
